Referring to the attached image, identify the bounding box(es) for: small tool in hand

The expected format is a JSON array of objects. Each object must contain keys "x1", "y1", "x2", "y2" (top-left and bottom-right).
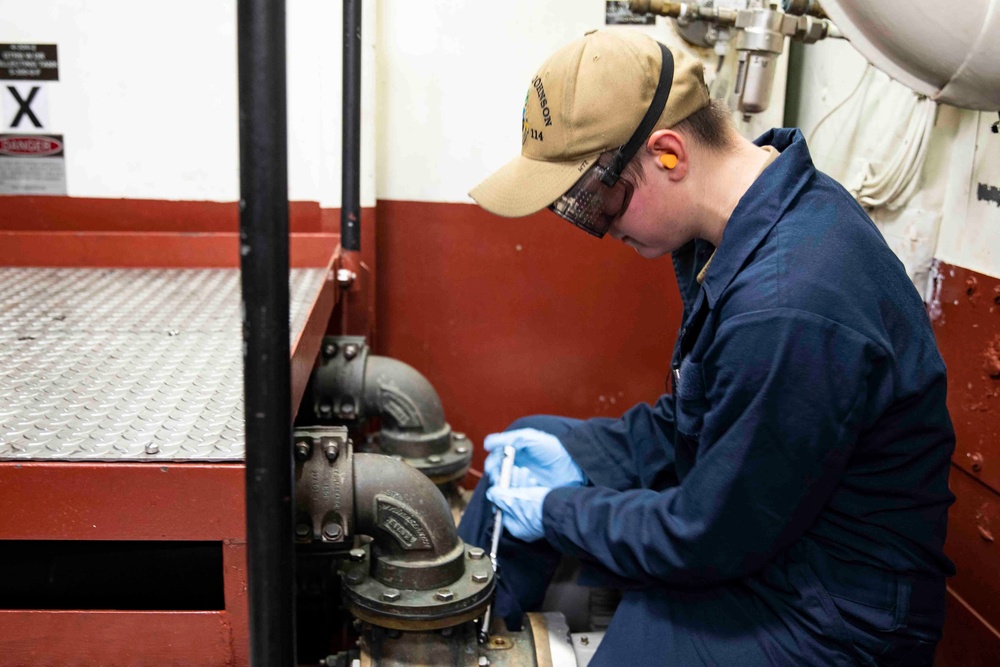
[{"x1": 479, "y1": 445, "x2": 516, "y2": 643}]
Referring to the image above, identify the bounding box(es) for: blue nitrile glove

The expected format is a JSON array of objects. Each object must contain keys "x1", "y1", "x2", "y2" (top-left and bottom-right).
[
  {"x1": 483, "y1": 428, "x2": 587, "y2": 489},
  {"x1": 509, "y1": 465, "x2": 540, "y2": 489},
  {"x1": 486, "y1": 485, "x2": 550, "y2": 542}
]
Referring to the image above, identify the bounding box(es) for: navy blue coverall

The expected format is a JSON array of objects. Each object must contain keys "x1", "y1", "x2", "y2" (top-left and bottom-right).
[{"x1": 458, "y1": 129, "x2": 956, "y2": 665}]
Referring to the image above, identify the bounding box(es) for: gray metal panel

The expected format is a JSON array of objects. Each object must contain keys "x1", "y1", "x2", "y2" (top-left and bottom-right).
[{"x1": 0, "y1": 268, "x2": 327, "y2": 462}]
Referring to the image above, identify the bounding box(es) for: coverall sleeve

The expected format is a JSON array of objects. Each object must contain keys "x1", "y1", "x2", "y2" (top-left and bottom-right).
[
  {"x1": 542, "y1": 309, "x2": 883, "y2": 585},
  {"x1": 559, "y1": 394, "x2": 679, "y2": 492}
]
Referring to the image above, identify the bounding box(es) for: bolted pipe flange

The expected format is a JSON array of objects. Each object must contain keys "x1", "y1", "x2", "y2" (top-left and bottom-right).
[
  {"x1": 340, "y1": 544, "x2": 495, "y2": 631},
  {"x1": 372, "y1": 425, "x2": 473, "y2": 485},
  {"x1": 293, "y1": 426, "x2": 353, "y2": 546},
  {"x1": 310, "y1": 335, "x2": 368, "y2": 423}
]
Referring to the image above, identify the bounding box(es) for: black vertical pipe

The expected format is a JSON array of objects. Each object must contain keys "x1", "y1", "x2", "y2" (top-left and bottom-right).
[
  {"x1": 237, "y1": 0, "x2": 295, "y2": 665},
  {"x1": 342, "y1": 0, "x2": 362, "y2": 252}
]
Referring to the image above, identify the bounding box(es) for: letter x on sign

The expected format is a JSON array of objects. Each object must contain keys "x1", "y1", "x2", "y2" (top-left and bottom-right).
[{"x1": 8, "y1": 86, "x2": 42, "y2": 128}]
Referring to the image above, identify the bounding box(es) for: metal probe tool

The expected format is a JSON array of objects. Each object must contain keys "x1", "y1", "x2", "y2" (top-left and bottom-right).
[{"x1": 479, "y1": 444, "x2": 516, "y2": 643}]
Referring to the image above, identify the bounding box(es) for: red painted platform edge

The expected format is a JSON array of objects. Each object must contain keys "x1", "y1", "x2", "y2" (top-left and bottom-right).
[
  {"x1": 0, "y1": 609, "x2": 238, "y2": 667},
  {"x1": 0, "y1": 230, "x2": 338, "y2": 268},
  {"x1": 0, "y1": 463, "x2": 246, "y2": 541}
]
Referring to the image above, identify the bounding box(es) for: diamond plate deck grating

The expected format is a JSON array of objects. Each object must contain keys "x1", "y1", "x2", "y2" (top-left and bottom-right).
[{"x1": 0, "y1": 268, "x2": 327, "y2": 462}]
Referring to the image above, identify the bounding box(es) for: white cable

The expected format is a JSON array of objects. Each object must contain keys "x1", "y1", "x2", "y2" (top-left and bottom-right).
[
  {"x1": 855, "y1": 96, "x2": 936, "y2": 209},
  {"x1": 807, "y1": 64, "x2": 874, "y2": 147}
]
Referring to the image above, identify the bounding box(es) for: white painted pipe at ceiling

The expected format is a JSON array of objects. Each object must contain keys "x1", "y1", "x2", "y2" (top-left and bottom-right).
[{"x1": 820, "y1": 0, "x2": 1000, "y2": 110}]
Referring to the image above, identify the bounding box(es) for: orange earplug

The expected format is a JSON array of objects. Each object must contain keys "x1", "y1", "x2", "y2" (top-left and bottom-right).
[{"x1": 660, "y1": 154, "x2": 678, "y2": 169}]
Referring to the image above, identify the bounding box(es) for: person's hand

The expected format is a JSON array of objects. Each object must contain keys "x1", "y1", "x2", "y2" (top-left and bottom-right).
[
  {"x1": 486, "y1": 485, "x2": 550, "y2": 542},
  {"x1": 483, "y1": 428, "x2": 586, "y2": 489}
]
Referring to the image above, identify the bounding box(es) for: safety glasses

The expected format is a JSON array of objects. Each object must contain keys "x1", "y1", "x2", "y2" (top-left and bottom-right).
[
  {"x1": 548, "y1": 153, "x2": 636, "y2": 238},
  {"x1": 547, "y1": 41, "x2": 674, "y2": 239}
]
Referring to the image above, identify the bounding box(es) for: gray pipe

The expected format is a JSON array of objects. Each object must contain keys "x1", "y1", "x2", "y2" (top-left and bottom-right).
[
  {"x1": 352, "y1": 453, "x2": 465, "y2": 590},
  {"x1": 310, "y1": 339, "x2": 471, "y2": 482},
  {"x1": 362, "y1": 355, "x2": 451, "y2": 457}
]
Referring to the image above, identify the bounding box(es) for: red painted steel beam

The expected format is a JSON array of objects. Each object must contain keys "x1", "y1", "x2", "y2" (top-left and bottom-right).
[
  {"x1": 0, "y1": 610, "x2": 238, "y2": 667},
  {"x1": 0, "y1": 463, "x2": 245, "y2": 541}
]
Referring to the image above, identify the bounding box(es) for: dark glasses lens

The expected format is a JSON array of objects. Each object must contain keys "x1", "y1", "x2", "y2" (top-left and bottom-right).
[{"x1": 548, "y1": 154, "x2": 634, "y2": 238}]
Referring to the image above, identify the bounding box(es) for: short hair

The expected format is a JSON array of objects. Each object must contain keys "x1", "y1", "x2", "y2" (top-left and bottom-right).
[
  {"x1": 672, "y1": 99, "x2": 735, "y2": 151},
  {"x1": 621, "y1": 99, "x2": 735, "y2": 185}
]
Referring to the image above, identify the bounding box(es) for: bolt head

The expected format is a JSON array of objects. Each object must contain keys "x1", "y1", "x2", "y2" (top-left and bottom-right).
[
  {"x1": 381, "y1": 588, "x2": 401, "y2": 602},
  {"x1": 322, "y1": 342, "x2": 338, "y2": 358},
  {"x1": 453, "y1": 432, "x2": 467, "y2": 441},
  {"x1": 318, "y1": 402, "x2": 333, "y2": 416},
  {"x1": 468, "y1": 547, "x2": 485, "y2": 560},
  {"x1": 478, "y1": 657, "x2": 490, "y2": 667},
  {"x1": 295, "y1": 523, "x2": 312, "y2": 539},
  {"x1": 345, "y1": 570, "x2": 365, "y2": 585},
  {"x1": 343, "y1": 344, "x2": 360, "y2": 360},
  {"x1": 145, "y1": 443, "x2": 159, "y2": 454},
  {"x1": 455, "y1": 446, "x2": 469, "y2": 455},
  {"x1": 339, "y1": 400, "x2": 356, "y2": 417},
  {"x1": 322, "y1": 523, "x2": 343, "y2": 541},
  {"x1": 472, "y1": 572, "x2": 488, "y2": 584},
  {"x1": 434, "y1": 589, "x2": 455, "y2": 602},
  {"x1": 348, "y1": 548, "x2": 366, "y2": 562},
  {"x1": 427, "y1": 454, "x2": 443, "y2": 464},
  {"x1": 336, "y1": 269, "x2": 356, "y2": 287}
]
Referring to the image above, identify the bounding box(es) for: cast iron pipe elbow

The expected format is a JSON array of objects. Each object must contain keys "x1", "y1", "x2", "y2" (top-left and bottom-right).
[
  {"x1": 310, "y1": 337, "x2": 471, "y2": 482},
  {"x1": 362, "y1": 355, "x2": 450, "y2": 456},
  {"x1": 353, "y1": 453, "x2": 465, "y2": 590}
]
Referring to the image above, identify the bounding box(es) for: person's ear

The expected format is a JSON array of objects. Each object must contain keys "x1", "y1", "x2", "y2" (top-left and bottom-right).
[{"x1": 648, "y1": 130, "x2": 687, "y2": 180}]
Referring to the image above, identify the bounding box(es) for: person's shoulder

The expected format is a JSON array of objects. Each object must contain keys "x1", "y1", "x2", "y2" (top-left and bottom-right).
[{"x1": 722, "y1": 177, "x2": 922, "y2": 335}]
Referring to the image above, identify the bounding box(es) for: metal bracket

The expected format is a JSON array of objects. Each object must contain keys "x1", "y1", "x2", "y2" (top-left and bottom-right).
[{"x1": 293, "y1": 425, "x2": 353, "y2": 546}]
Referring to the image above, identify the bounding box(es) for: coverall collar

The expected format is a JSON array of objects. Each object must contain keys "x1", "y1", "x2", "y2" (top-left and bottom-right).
[{"x1": 698, "y1": 128, "x2": 815, "y2": 309}]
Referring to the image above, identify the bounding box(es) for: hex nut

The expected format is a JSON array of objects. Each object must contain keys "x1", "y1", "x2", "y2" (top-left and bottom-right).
[
  {"x1": 472, "y1": 572, "x2": 489, "y2": 584},
  {"x1": 295, "y1": 523, "x2": 312, "y2": 539},
  {"x1": 453, "y1": 432, "x2": 468, "y2": 441},
  {"x1": 468, "y1": 548, "x2": 485, "y2": 560},
  {"x1": 348, "y1": 548, "x2": 366, "y2": 562},
  {"x1": 322, "y1": 342, "x2": 338, "y2": 358},
  {"x1": 455, "y1": 446, "x2": 470, "y2": 455},
  {"x1": 434, "y1": 589, "x2": 455, "y2": 602},
  {"x1": 478, "y1": 657, "x2": 490, "y2": 667},
  {"x1": 345, "y1": 570, "x2": 365, "y2": 585},
  {"x1": 343, "y1": 344, "x2": 360, "y2": 360},
  {"x1": 427, "y1": 454, "x2": 443, "y2": 464},
  {"x1": 381, "y1": 589, "x2": 401, "y2": 602}
]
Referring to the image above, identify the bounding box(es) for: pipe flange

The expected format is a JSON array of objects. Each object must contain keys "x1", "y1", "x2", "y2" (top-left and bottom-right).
[
  {"x1": 312, "y1": 335, "x2": 369, "y2": 421},
  {"x1": 373, "y1": 429, "x2": 473, "y2": 484},
  {"x1": 341, "y1": 544, "x2": 495, "y2": 631},
  {"x1": 293, "y1": 426, "x2": 353, "y2": 546}
]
